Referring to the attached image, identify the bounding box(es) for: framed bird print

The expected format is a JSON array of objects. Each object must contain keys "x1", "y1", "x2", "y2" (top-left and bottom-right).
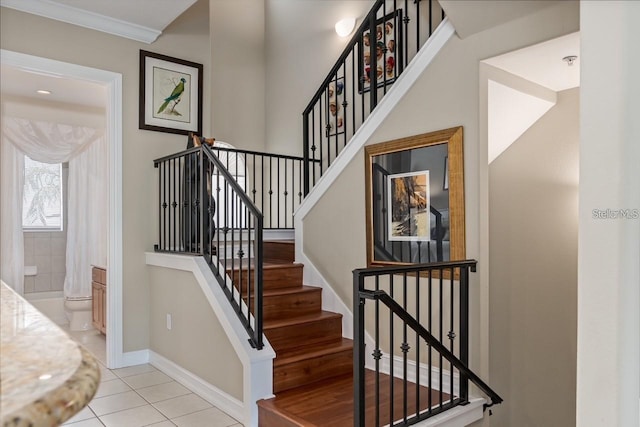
[{"x1": 139, "y1": 50, "x2": 203, "y2": 135}]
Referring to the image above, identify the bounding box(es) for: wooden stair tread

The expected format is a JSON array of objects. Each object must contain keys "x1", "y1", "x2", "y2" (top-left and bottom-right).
[
  {"x1": 224, "y1": 260, "x2": 303, "y2": 271},
  {"x1": 274, "y1": 338, "x2": 352, "y2": 367},
  {"x1": 251, "y1": 285, "x2": 320, "y2": 299},
  {"x1": 263, "y1": 310, "x2": 342, "y2": 330},
  {"x1": 258, "y1": 369, "x2": 450, "y2": 427}
]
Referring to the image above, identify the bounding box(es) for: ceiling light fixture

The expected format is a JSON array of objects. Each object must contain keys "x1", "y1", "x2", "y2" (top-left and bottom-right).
[
  {"x1": 562, "y1": 55, "x2": 578, "y2": 66},
  {"x1": 36, "y1": 89, "x2": 52, "y2": 95},
  {"x1": 335, "y1": 17, "x2": 356, "y2": 38}
]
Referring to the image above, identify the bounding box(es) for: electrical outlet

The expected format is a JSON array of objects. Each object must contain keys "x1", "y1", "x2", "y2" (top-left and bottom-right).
[{"x1": 166, "y1": 313, "x2": 172, "y2": 330}]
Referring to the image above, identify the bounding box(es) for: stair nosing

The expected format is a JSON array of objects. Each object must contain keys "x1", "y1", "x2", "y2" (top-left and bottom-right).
[
  {"x1": 243, "y1": 285, "x2": 320, "y2": 299},
  {"x1": 274, "y1": 338, "x2": 353, "y2": 367},
  {"x1": 263, "y1": 310, "x2": 342, "y2": 330}
]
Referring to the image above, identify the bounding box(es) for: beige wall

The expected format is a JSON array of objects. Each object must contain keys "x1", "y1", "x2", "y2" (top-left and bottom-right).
[
  {"x1": 0, "y1": 0, "x2": 211, "y2": 352},
  {"x1": 303, "y1": 0, "x2": 579, "y2": 411},
  {"x1": 148, "y1": 266, "x2": 243, "y2": 400},
  {"x1": 210, "y1": 0, "x2": 266, "y2": 151},
  {"x1": 264, "y1": 0, "x2": 372, "y2": 156},
  {"x1": 489, "y1": 88, "x2": 578, "y2": 427}
]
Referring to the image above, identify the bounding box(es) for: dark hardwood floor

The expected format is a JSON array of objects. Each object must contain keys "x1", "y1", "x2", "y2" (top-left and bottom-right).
[{"x1": 259, "y1": 369, "x2": 450, "y2": 427}]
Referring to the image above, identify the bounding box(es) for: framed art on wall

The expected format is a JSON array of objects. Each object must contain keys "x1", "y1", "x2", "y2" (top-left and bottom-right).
[
  {"x1": 365, "y1": 127, "x2": 465, "y2": 269},
  {"x1": 359, "y1": 10, "x2": 404, "y2": 93},
  {"x1": 139, "y1": 50, "x2": 203, "y2": 135}
]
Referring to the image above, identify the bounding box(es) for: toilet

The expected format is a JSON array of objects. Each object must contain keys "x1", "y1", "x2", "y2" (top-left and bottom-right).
[{"x1": 64, "y1": 296, "x2": 93, "y2": 331}]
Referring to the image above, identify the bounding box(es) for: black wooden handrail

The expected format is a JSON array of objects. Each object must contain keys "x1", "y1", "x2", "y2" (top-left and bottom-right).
[
  {"x1": 302, "y1": 0, "x2": 385, "y2": 116},
  {"x1": 303, "y1": 0, "x2": 446, "y2": 195},
  {"x1": 353, "y1": 259, "x2": 502, "y2": 425},
  {"x1": 361, "y1": 289, "x2": 503, "y2": 407}
]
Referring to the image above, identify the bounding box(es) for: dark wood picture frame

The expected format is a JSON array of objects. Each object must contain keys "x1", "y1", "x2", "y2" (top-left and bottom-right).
[{"x1": 139, "y1": 50, "x2": 203, "y2": 135}]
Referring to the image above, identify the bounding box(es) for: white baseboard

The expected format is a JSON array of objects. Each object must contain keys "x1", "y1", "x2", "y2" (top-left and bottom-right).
[
  {"x1": 149, "y1": 350, "x2": 245, "y2": 423},
  {"x1": 120, "y1": 349, "x2": 150, "y2": 367},
  {"x1": 413, "y1": 397, "x2": 485, "y2": 427},
  {"x1": 380, "y1": 354, "x2": 459, "y2": 396}
]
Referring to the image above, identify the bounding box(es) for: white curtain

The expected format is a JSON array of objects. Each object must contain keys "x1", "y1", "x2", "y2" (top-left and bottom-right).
[
  {"x1": 65, "y1": 135, "x2": 107, "y2": 298},
  {"x1": 0, "y1": 118, "x2": 106, "y2": 297},
  {"x1": 0, "y1": 138, "x2": 25, "y2": 294}
]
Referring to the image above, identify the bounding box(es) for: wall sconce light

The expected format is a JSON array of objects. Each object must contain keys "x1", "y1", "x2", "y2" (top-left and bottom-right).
[{"x1": 335, "y1": 17, "x2": 356, "y2": 38}]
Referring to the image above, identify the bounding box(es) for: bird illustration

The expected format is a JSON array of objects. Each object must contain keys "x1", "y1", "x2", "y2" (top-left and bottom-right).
[{"x1": 157, "y1": 77, "x2": 186, "y2": 114}]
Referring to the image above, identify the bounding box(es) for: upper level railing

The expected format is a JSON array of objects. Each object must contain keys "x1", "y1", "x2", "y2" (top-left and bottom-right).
[
  {"x1": 353, "y1": 260, "x2": 502, "y2": 425},
  {"x1": 303, "y1": 0, "x2": 445, "y2": 195},
  {"x1": 208, "y1": 146, "x2": 318, "y2": 229}
]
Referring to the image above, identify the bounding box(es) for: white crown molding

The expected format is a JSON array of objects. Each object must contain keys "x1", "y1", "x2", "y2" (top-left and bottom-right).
[{"x1": 0, "y1": 0, "x2": 162, "y2": 44}]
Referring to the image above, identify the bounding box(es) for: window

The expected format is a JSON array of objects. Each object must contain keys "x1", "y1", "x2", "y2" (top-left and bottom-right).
[{"x1": 22, "y1": 156, "x2": 63, "y2": 231}]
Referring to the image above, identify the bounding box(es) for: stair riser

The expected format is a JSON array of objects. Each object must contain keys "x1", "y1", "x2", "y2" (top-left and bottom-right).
[
  {"x1": 228, "y1": 266, "x2": 304, "y2": 292},
  {"x1": 265, "y1": 317, "x2": 343, "y2": 351},
  {"x1": 246, "y1": 289, "x2": 322, "y2": 321},
  {"x1": 264, "y1": 241, "x2": 295, "y2": 263},
  {"x1": 274, "y1": 348, "x2": 353, "y2": 393}
]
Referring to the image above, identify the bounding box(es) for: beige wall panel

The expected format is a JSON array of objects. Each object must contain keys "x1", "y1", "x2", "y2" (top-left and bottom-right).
[
  {"x1": 149, "y1": 266, "x2": 243, "y2": 400},
  {"x1": 489, "y1": 88, "x2": 579, "y2": 427}
]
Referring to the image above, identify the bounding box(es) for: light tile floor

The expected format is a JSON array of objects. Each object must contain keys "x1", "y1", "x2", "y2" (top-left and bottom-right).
[{"x1": 62, "y1": 328, "x2": 242, "y2": 427}]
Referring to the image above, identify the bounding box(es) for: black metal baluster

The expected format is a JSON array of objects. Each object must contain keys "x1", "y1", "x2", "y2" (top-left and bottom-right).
[
  {"x1": 215, "y1": 170, "x2": 221, "y2": 267},
  {"x1": 269, "y1": 157, "x2": 273, "y2": 229},
  {"x1": 156, "y1": 162, "x2": 161, "y2": 251},
  {"x1": 428, "y1": 269, "x2": 432, "y2": 413},
  {"x1": 402, "y1": 272, "x2": 408, "y2": 422},
  {"x1": 382, "y1": 0, "x2": 387, "y2": 96},
  {"x1": 369, "y1": 8, "x2": 377, "y2": 113},
  {"x1": 404, "y1": 0, "x2": 409, "y2": 70},
  {"x1": 163, "y1": 160, "x2": 167, "y2": 251},
  {"x1": 460, "y1": 266, "x2": 470, "y2": 402},
  {"x1": 374, "y1": 275, "x2": 380, "y2": 427},
  {"x1": 415, "y1": 270, "x2": 421, "y2": 416},
  {"x1": 251, "y1": 154, "x2": 256, "y2": 204},
  {"x1": 429, "y1": 0, "x2": 433, "y2": 36},
  {"x1": 416, "y1": 0, "x2": 421, "y2": 53},
  {"x1": 353, "y1": 272, "x2": 366, "y2": 427},
  {"x1": 277, "y1": 157, "x2": 281, "y2": 229},
  {"x1": 261, "y1": 156, "x2": 265, "y2": 220},
  {"x1": 298, "y1": 158, "x2": 303, "y2": 205},
  {"x1": 389, "y1": 272, "x2": 394, "y2": 426},
  {"x1": 284, "y1": 158, "x2": 289, "y2": 228},
  {"x1": 311, "y1": 108, "x2": 316, "y2": 190},
  {"x1": 439, "y1": 268, "x2": 443, "y2": 408},
  {"x1": 350, "y1": 50, "x2": 355, "y2": 145},
  {"x1": 449, "y1": 267, "x2": 454, "y2": 402}
]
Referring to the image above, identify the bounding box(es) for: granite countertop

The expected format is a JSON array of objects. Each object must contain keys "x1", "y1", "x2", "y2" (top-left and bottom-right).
[{"x1": 0, "y1": 282, "x2": 100, "y2": 427}]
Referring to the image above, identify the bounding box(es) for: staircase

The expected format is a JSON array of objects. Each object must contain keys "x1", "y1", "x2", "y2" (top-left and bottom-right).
[
  {"x1": 227, "y1": 240, "x2": 442, "y2": 426},
  {"x1": 231, "y1": 240, "x2": 351, "y2": 425}
]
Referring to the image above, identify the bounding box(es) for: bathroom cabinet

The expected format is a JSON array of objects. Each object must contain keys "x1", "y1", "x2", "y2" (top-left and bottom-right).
[{"x1": 91, "y1": 266, "x2": 107, "y2": 334}]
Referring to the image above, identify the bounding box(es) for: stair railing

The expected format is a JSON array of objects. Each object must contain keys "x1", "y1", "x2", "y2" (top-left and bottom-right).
[
  {"x1": 208, "y1": 146, "x2": 319, "y2": 229},
  {"x1": 154, "y1": 143, "x2": 265, "y2": 349},
  {"x1": 353, "y1": 260, "x2": 502, "y2": 426},
  {"x1": 303, "y1": 0, "x2": 446, "y2": 195}
]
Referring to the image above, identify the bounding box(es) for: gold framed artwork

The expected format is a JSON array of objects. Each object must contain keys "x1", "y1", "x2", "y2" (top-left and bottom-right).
[{"x1": 365, "y1": 127, "x2": 465, "y2": 268}]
